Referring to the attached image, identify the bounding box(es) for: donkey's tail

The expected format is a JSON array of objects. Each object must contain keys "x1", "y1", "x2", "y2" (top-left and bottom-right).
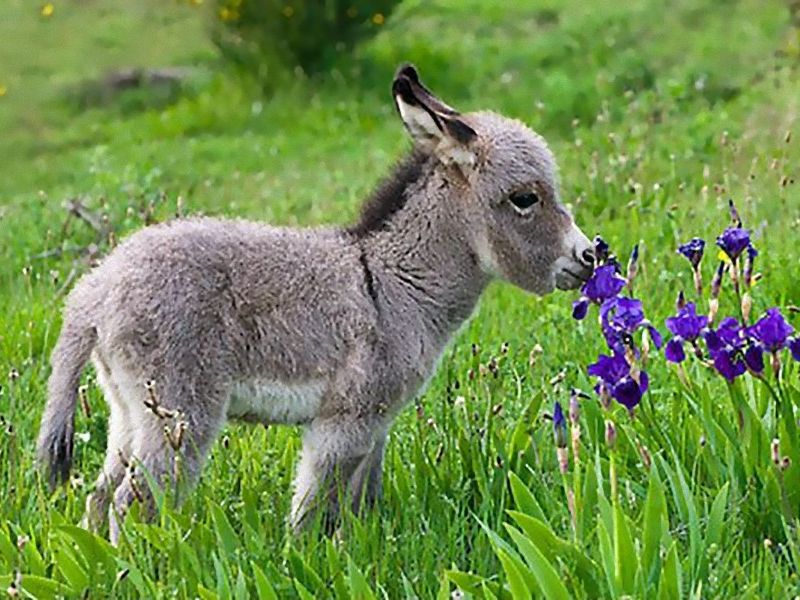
[{"x1": 37, "y1": 309, "x2": 98, "y2": 489}]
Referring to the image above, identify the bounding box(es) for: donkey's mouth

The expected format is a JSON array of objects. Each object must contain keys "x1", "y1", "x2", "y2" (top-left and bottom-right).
[{"x1": 555, "y1": 266, "x2": 591, "y2": 290}]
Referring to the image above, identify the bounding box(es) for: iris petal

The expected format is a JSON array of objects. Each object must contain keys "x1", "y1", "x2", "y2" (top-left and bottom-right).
[
  {"x1": 665, "y1": 338, "x2": 686, "y2": 363},
  {"x1": 744, "y1": 344, "x2": 764, "y2": 374},
  {"x1": 572, "y1": 298, "x2": 589, "y2": 320},
  {"x1": 790, "y1": 338, "x2": 800, "y2": 362}
]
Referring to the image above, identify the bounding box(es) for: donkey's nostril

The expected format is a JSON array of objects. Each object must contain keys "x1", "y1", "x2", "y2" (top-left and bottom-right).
[{"x1": 580, "y1": 248, "x2": 595, "y2": 267}]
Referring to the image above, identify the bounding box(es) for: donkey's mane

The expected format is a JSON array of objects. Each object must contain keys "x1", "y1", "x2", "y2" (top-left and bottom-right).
[{"x1": 346, "y1": 149, "x2": 431, "y2": 238}]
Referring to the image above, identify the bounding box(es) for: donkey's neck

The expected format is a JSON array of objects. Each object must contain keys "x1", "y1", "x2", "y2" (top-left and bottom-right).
[{"x1": 354, "y1": 157, "x2": 490, "y2": 342}]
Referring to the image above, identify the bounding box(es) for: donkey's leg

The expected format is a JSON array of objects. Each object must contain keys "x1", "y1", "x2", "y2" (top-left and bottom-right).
[
  {"x1": 349, "y1": 433, "x2": 387, "y2": 515},
  {"x1": 83, "y1": 354, "x2": 134, "y2": 531},
  {"x1": 108, "y1": 376, "x2": 227, "y2": 545},
  {"x1": 290, "y1": 416, "x2": 382, "y2": 532}
]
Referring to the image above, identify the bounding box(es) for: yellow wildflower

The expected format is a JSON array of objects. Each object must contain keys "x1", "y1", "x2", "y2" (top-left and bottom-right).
[
  {"x1": 372, "y1": 12, "x2": 385, "y2": 25},
  {"x1": 40, "y1": 3, "x2": 54, "y2": 17}
]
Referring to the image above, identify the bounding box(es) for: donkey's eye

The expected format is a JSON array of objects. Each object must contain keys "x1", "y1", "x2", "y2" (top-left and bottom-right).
[{"x1": 509, "y1": 191, "x2": 540, "y2": 212}]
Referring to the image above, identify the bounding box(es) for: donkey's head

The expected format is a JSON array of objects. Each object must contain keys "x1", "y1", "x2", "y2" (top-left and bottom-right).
[{"x1": 392, "y1": 64, "x2": 594, "y2": 295}]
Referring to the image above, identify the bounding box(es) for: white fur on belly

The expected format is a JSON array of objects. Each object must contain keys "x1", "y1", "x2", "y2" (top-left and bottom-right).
[{"x1": 228, "y1": 379, "x2": 325, "y2": 425}]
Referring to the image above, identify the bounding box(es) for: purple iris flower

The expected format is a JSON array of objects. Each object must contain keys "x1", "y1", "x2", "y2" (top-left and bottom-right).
[
  {"x1": 704, "y1": 318, "x2": 747, "y2": 381},
  {"x1": 716, "y1": 227, "x2": 751, "y2": 261},
  {"x1": 748, "y1": 308, "x2": 794, "y2": 353},
  {"x1": 600, "y1": 297, "x2": 663, "y2": 352},
  {"x1": 663, "y1": 302, "x2": 708, "y2": 363},
  {"x1": 588, "y1": 352, "x2": 649, "y2": 410},
  {"x1": 677, "y1": 238, "x2": 705, "y2": 269},
  {"x1": 666, "y1": 302, "x2": 708, "y2": 341},
  {"x1": 581, "y1": 265, "x2": 627, "y2": 302},
  {"x1": 572, "y1": 265, "x2": 627, "y2": 321}
]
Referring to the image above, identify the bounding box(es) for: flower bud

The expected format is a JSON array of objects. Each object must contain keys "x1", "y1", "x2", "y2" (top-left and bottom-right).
[
  {"x1": 599, "y1": 385, "x2": 612, "y2": 410},
  {"x1": 676, "y1": 290, "x2": 687, "y2": 311},
  {"x1": 728, "y1": 198, "x2": 742, "y2": 227},
  {"x1": 641, "y1": 328, "x2": 651, "y2": 364},
  {"x1": 771, "y1": 438, "x2": 781, "y2": 465},
  {"x1": 743, "y1": 245, "x2": 757, "y2": 289},
  {"x1": 708, "y1": 297, "x2": 719, "y2": 323},
  {"x1": 637, "y1": 442, "x2": 652, "y2": 469},
  {"x1": 741, "y1": 292, "x2": 752, "y2": 323},
  {"x1": 771, "y1": 352, "x2": 782, "y2": 378},
  {"x1": 553, "y1": 401, "x2": 568, "y2": 449},
  {"x1": 693, "y1": 267, "x2": 703, "y2": 296},
  {"x1": 557, "y1": 447, "x2": 569, "y2": 474},
  {"x1": 569, "y1": 390, "x2": 580, "y2": 426},
  {"x1": 605, "y1": 420, "x2": 617, "y2": 450},
  {"x1": 626, "y1": 244, "x2": 639, "y2": 291},
  {"x1": 710, "y1": 261, "x2": 725, "y2": 299}
]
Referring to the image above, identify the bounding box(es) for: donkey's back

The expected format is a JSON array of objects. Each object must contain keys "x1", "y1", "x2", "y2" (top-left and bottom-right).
[{"x1": 87, "y1": 217, "x2": 375, "y2": 380}]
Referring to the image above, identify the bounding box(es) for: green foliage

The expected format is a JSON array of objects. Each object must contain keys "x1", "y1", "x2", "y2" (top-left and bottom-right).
[
  {"x1": 211, "y1": 0, "x2": 402, "y2": 76},
  {"x1": 1, "y1": 0, "x2": 800, "y2": 597}
]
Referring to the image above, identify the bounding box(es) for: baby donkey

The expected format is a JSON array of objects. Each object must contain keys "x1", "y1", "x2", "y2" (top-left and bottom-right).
[{"x1": 37, "y1": 64, "x2": 594, "y2": 543}]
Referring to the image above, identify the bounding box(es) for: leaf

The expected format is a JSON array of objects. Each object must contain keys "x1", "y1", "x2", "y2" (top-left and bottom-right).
[
  {"x1": 288, "y1": 547, "x2": 325, "y2": 593},
  {"x1": 506, "y1": 526, "x2": 571, "y2": 600},
  {"x1": 597, "y1": 520, "x2": 617, "y2": 599},
  {"x1": 54, "y1": 544, "x2": 90, "y2": 592},
  {"x1": 613, "y1": 503, "x2": 637, "y2": 595},
  {"x1": 508, "y1": 471, "x2": 548, "y2": 523},
  {"x1": 234, "y1": 570, "x2": 248, "y2": 600},
  {"x1": 0, "y1": 526, "x2": 16, "y2": 568},
  {"x1": 251, "y1": 562, "x2": 279, "y2": 600},
  {"x1": 197, "y1": 585, "x2": 219, "y2": 600},
  {"x1": 19, "y1": 574, "x2": 73, "y2": 599},
  {"x1": 400, "y1": 571, "x2": 421, "y2": 599},
  {"x1": 213, "y1": 552, "x2": 231, "y2": 599},
  {"x1": 445, "y1": 569, "x2": 485, "y2": 595},
  {"x1": 658, "y1": 542, "x2": 682, "y2": 600},
  {"x1": 56, "y1": 525, "x2": 117, "y2": 582},
  {"x1": 670, "y1": 453, "x2": 701, "y2": 581},
  {"x1": 21, "y1": 535, "x2": 47, "y2": 577},
  {"x1": 507, "y1": 511, "x2": 600, "y2": 596},
  {"x1": 705, "y1": 482, "x2": 729, "y2": 549},
  {"x1": 642, "y1": 468, "x2": 668, "y2": 583},
  {"x1": 496, "y1": 549, "x2": 532, "y2": 600},
  {"x1": 294, "y1": 579, "x2": 316, "y2": 600},
  {"x1": 478, "y1": 518, "x2": 539, "y2": 593},
  {"x1": 347, "y1": 556, "x2": 377, "y2": 600},
  {"x1": 210, "y1": 503, "x2": 241, "y2": 559}
]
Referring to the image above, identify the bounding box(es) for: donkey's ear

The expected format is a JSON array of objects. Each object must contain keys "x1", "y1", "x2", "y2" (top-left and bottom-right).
[{"x1": 392, "y1": 63, "x2": 478, "y2": 172}]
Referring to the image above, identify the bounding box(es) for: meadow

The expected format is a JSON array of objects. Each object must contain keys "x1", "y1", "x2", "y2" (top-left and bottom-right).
[{"x1": 1, "y1": 0, "x2": 799, "y2": 597}]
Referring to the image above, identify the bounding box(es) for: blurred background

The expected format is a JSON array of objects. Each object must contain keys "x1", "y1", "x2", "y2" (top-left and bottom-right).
[{"x1": 1, "y1": 0, "x2": 797, "y2": 217}]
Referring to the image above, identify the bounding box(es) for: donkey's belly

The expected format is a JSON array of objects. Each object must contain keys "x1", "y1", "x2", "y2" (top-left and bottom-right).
[{"x1": 228, "y1": 379, "x2": 325, "y2": 425}]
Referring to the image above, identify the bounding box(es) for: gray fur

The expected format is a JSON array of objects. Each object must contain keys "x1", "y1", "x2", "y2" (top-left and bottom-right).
[{"x1": 36, "y1": 64, "x2": 593, "y2": 543}]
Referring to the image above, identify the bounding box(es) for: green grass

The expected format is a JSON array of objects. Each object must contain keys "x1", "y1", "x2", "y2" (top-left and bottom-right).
[{"x1": 1, "y1": 0, "x2": 800, "y2": 597}]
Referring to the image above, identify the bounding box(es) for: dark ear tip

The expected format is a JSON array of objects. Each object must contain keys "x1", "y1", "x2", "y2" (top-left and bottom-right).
[
  {"x1": 394, "y1": 62, "x2": 420, "y2": 83},
  {"x1": 391, "y1": 76, "x2": 415, "y2": 104},
  {"x1": 445, "y1": 118, "x2": 478, "y2": 144}
]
